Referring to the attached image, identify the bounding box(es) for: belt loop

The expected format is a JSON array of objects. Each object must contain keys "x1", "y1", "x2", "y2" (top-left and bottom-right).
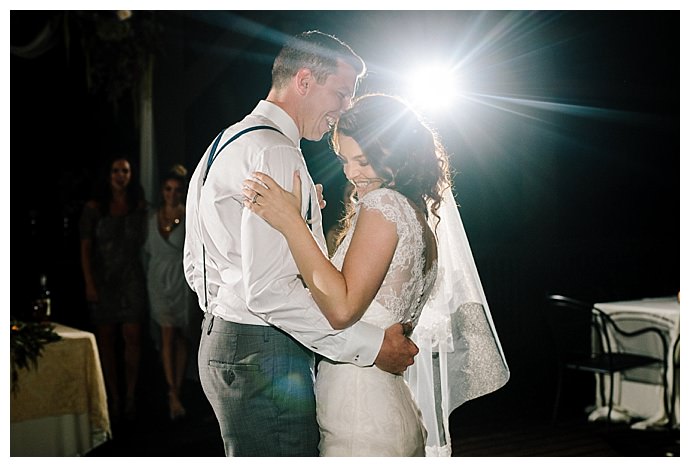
[
  {"x1": 264, "y1": 327, "x2": 270, "y2": 343},
  {"x1": 206, "y1": 314, "x2": 215, "y2": 335}
]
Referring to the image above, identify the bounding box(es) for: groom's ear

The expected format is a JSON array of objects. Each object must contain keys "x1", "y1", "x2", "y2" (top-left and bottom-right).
[{"x1": 295, "y1": 68, "x2": 313, "y2": 96}]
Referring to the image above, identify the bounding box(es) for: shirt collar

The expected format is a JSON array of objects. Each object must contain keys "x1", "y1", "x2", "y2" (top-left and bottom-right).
[{"x1": 252, "y1": 100, "x2": 300, "y2": 147}]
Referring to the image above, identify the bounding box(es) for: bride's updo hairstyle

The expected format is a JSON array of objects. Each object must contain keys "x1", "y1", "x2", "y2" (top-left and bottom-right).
[{"x1": 331, "y1": 93, "x2": 451, "y2": 225}]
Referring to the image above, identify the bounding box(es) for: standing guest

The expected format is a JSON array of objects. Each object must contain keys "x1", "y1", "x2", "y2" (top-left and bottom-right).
[
  {"x1": 79, "y1": 155, "x2": 148, "y2": 422},
  {"x1": 184, "y1": 30, "x2": 418, "y2": 456},
  {"x1": 143, "y1": 164, "x2": 193, "y2": 421}
]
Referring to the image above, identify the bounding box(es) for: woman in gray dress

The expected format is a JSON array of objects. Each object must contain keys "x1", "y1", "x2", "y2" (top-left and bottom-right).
[
  {"x1": 143, "y1": 164, "x2": 194, "y2": 420},
  {"x1": 80, "y1": 155, "x2": 148, "y2": 422}
]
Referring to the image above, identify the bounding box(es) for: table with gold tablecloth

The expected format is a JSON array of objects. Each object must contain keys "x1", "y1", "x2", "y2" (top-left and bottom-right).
[{"x1": 10, "y1": 323, "x2": 110, "y2": 456}]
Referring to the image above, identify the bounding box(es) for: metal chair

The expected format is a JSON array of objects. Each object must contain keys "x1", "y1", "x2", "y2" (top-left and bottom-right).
[{"x1": 545, "y1": 294, "x2": 670, "y2": 426}]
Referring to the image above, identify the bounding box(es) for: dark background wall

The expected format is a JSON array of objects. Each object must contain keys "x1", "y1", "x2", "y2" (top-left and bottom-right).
[{"x1": 11, "y1": 10, "x2": 679, "y2": 426}]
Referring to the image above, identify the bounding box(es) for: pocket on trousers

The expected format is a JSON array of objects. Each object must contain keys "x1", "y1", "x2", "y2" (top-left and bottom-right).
[{"x1": 208, "y1": 361, "x2": 260, "y2": 386}]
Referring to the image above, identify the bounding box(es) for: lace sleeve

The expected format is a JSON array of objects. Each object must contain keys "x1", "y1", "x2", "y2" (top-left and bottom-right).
[
  {"x1": 357, "y1": 188, "x2": 409, "y2": 238},
  {"x1": 355, "y1": 188, "x2": 429, "y2": 327}
]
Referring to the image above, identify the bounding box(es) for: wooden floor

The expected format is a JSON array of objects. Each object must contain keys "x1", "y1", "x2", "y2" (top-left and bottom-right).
[
  {"x1": 451, "y1": 417, "x2": 679, "y2": 457},
  {"x1": 87, "y1": 369, "x2": 680, "y2": 457}
]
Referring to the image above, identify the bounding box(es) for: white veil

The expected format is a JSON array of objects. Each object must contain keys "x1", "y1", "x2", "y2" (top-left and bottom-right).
[{"x1": 405, "y1": 186, "x2": 510, "y2": 456}]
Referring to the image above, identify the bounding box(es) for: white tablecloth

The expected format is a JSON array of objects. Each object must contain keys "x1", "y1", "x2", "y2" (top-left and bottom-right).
[{"x1": 589, "y1": 296, "x2": 680, "y2": 429}]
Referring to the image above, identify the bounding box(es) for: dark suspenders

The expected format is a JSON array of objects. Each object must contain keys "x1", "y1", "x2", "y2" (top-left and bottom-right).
[
  {"x1": 200, "y1": 125, "x2": 284, "y2": 311},
  {"x1": 202, "y1": 125, "x2": 283, "y2": 184}
]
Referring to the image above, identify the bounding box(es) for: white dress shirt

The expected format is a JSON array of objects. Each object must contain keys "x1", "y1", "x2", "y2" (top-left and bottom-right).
[{"x1": 184, "y1": 100, "x2": 384, "y2": 366}]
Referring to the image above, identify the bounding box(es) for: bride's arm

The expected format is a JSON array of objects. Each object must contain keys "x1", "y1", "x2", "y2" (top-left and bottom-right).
[{"x1": 243, "y1": 171, "x2": 397, "y2": 329}]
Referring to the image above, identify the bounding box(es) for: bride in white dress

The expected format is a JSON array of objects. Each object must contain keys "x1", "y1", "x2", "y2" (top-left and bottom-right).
[
  {"x1": 244, "y1": 93, "x2": 509, "y2": 456},
  {"x1": 315, "y1": 183, "x2": 437, "y2": 456}
]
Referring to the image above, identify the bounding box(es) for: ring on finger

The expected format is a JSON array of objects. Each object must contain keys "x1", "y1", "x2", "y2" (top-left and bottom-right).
[{"x1": 252, "y1": 193, "x2": 259, "y2": 204}]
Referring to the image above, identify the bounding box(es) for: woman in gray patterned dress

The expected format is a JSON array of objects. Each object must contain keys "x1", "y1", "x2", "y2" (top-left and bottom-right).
[{"x1": 80, "y1": 156, "x2": 148, "y2": 422}]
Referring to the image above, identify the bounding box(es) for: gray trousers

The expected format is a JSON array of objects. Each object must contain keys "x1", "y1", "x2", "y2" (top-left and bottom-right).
[{"x1": 198, "y1": 313, "x2": 319, "y2": 456}]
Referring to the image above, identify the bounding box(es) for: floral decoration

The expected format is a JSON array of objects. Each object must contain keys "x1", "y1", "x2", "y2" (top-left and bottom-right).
[{"x1": 10, "y1": 319, "x2": 62, "y2": 394}]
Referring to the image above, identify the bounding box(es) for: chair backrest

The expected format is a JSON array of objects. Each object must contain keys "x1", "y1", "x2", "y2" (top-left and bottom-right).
[
  {"x1": 544, "y1": 294, "x2": 599, "y2": 362},
  {"x1": 592, "y1": 303, "x2": 669, "y2": 377},
  {"x1": 545, "y1": 294, "x2": 668, "y2": 377}
]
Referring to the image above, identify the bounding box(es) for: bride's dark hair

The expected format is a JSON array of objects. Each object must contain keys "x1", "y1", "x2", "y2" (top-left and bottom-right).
[{"x1": 330, "y1": 93, "x2": 451, "y2": 246}]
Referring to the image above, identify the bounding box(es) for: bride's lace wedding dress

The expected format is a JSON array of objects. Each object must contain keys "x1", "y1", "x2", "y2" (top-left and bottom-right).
[{"x1": 315, "y1": 188, "x2": 437, "y2": 457}]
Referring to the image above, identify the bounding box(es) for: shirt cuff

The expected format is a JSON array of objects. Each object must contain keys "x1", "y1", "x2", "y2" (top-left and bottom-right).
[{"x1": 338, "y1": 320, "x2": 385, "y2": 367}]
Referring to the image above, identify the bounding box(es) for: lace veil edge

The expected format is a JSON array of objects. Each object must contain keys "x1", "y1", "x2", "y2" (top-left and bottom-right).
[{"x1": 405, "y1": 186, "x2": 510, "y2": 457}]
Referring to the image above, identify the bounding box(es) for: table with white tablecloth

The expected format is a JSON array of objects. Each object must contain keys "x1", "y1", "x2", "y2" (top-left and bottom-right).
[
  {"x1": 10, "y1": 323, "x2": 111, "y2": 456},
  {"x1": 588, "y1": 296, "x2": 679, "y2": 429}
]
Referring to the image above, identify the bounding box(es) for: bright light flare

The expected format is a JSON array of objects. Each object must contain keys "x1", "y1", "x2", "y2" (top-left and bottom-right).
[{"x1": 404, "y1": 64, "x2": 464, "y2": 112}]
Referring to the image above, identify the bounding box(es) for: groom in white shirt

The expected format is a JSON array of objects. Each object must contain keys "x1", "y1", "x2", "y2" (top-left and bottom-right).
[{"x1": 184, "y1": 30, "x2": 419, "y2": 456}]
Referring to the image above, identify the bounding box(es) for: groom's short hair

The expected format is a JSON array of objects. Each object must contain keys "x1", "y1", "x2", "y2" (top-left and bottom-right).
[{"x1": 271, "y1": 30, "x2": 366, "y2": 89}]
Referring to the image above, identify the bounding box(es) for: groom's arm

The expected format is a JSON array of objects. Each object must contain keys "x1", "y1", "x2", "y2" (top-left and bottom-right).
[{"x1": 375, "y1": 323, "x2": 419, "y2": 374}]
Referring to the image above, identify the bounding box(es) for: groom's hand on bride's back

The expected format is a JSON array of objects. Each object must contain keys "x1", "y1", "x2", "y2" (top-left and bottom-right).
[{"x1": 374, "y1": 323, "x2": 419, "y2": 375}]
